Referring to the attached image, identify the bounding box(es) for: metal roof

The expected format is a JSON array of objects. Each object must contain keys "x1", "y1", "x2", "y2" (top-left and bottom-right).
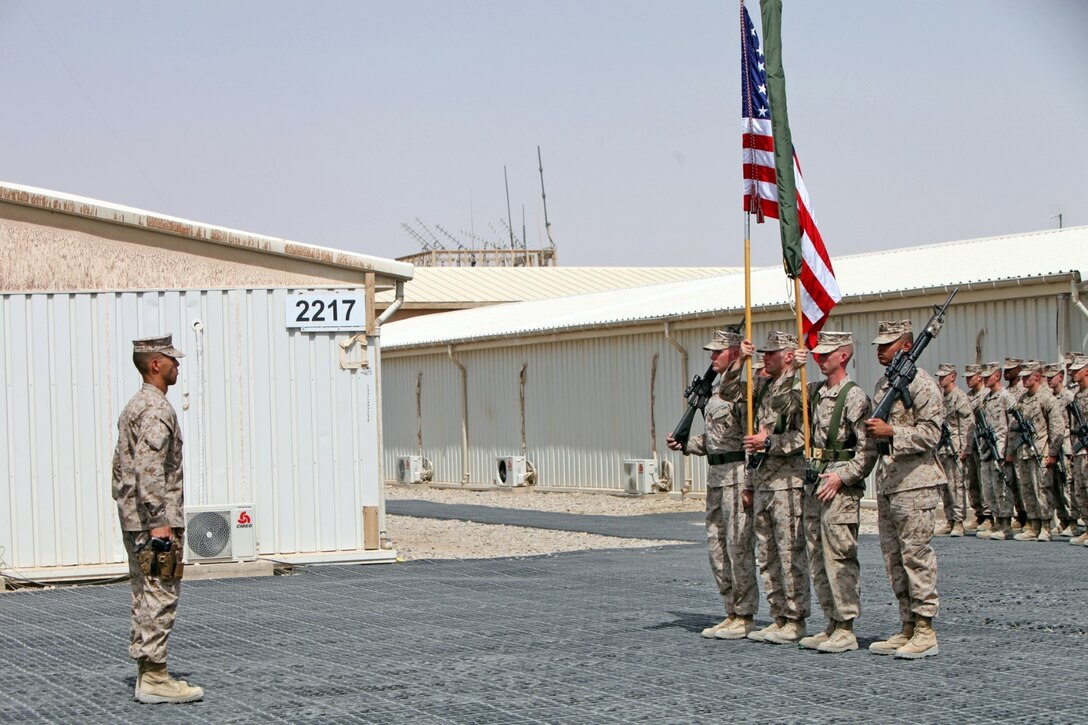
[
  {"x1": 374, "y1": 266, "x2": 740, "y2": 307},
  {"x1": 382, "y1": 226, "x2": 1088, "y2": 350},
  {"x1": 0, "y1": 181, "x2": 414, "y2": 282}
]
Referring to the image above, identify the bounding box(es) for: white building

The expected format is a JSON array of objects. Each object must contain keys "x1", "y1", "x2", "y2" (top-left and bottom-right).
[{"x1": 380, "y1": 227, "x2": 1088, "y2": 495}]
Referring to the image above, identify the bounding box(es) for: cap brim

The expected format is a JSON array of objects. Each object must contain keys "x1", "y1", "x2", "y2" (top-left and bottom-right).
[
  {"x1": 702, "y1": 343, "x2": 726, "y2": 351},
  {"x1": 163, "y1": 347, "x2": 185, "y2": 359},
  {"x1": 870, "y1": 334, "x2": 901, "y2": 345},
  {"x1": 810, "y1": 343, "x2": 841, "y2": 354}
]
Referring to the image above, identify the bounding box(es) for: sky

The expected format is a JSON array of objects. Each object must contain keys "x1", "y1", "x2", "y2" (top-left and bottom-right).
[{"x1": 2, "y1": 0, "x2": 1086, "y2": 269}]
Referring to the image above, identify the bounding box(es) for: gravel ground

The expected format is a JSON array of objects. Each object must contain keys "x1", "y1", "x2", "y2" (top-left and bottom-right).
[{"x1": 385, "y1": 484, "x2": 881, "y2": 559}]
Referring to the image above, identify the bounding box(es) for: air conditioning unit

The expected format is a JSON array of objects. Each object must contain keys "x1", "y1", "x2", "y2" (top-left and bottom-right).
[
  {"x1": 397, "y1": 456, "x2": 423, "y2": 483},
  {"x1": 184, "y1": 504, "x2": 257, "y2": 564},
  {"x1": 623, "y1": 459, "x2": 658, "y2": 495},
  {"x1": 495, "y1": 456, "x2": 535, "y2": 487}
]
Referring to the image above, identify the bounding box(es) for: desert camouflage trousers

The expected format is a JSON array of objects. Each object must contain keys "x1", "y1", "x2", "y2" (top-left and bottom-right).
[
  {"x1": 1013, "y1": 458, "x2": 1051, "y2": 521},
  {"x1": 1073, "y1": 457, "x2": 1088, "y2": 520},
  {"x1": 803, "y1": 486, "x2": 861, "y2": 622},
  {"x1": 753, "y1": 486, "x2": 810, "y2": 621},
  {"x1": 936, "y1": 452, "x2": 966, "y2": 522},
  {"x1": 980, "y1": 459, "x2": 1014, "y2": 518},
  {"x1": 1044, "y1": 460, "x2": 1078, "y2": 525},
  {"x1": 877, "y1": 487, "x2": 939, "y2": 622},
  {"x1": 705, "y1": 481, "x2": 758, "y2": 617},
  {"x1": 963, "y1": 453, "x2": 986, "y2": 517},
  {"x1": 123, "y1": 530, "x2": 183, "y2": 664}
]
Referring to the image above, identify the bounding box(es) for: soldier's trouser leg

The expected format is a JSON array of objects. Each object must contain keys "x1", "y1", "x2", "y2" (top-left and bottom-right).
[
  {"x1": 936, "y1": 453, "x2": 966, "y2": 522},
  {"x1": 1073, "y1": 457, "x2": 1088, "y2": 522},
  {"x1": 1007, "y1": 462, "x2": 1026, "y2": 523},
  {"x1": 723, "y1": 482, "x2": 758, "y2": 617},
  {"x1": 1014, "y1": 458, "x2": 1050, "y2": 521},
  {"x1": 705, "y1": 486, "x2": 731, "y2": 613},
  {"x1": 755, "y1": 487, "x2": 809, "y2": 621},
  {"x1": 980, "y1": 461, "x2": 1013, "y2": 518},
  {"x1": 1046, "y1": 464, "x2": 1076, "y2": 525},
  {"x1": 965, "y1": 454, "x2": 986, "y2": 518},
  {"x1": 804, "y1": 486, "x2": 861, "y2": 623},
  {"x1": 877, "y1": 488, "x2": 939, "y2": 622},
  {"x1": 123, "y1": 531, "x2": 181, "y2": 664}
]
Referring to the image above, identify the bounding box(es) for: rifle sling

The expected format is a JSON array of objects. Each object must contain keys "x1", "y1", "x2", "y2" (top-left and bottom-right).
[{"x1": 810, "y1": 381, "x2": 857, "y2": 474}]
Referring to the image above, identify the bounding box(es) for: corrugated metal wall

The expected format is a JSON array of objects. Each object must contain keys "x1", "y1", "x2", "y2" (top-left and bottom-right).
[
  {"x1": 383, "y1": 284, "x2": 1087, "y2": 493},
  {"x1": 1, "y1": 288, "x2": 385, "y2": 575}
]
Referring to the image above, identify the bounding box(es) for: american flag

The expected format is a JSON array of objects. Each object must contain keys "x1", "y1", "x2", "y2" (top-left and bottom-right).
[{"x1": 741, "y1": 5, "x2": 841, "y2": 348}]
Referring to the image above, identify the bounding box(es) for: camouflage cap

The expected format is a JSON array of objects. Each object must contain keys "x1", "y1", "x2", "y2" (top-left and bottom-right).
[
  {"x1": 756, "y1": 330, "x2": 798, "y2": 353},
  {"x1": 751, "y1": 354, "x2": 765, "y2": 370},
  {"x1": 1003, "y1": 357, "x2": 1024, "y2": 370},
  {"x1": 871, "y1": 320, "x2": 912, "y2": 345},
  {"x1": 1043, "y1": 363, "x2": 1065, "y2": 377},
  {"x1": 1070, "y1": 354, "x2": 1088, "y2": 372},
  {"x1": 811, "y1": 331, "x2": 853, "y2": 354},
  {"x1": 1064, "y1": 351, "x2": 1082, "y2": 364},
  {"x1": 1018, "y1": 360, "x2": 1044, "y2": 377},
  {"x1": 132, "y1": 334, "x2": 184, "y2": 359},
  {"x1": 936, "y1": 363, "x2": 957, "y2": 377},
  {"x1": 702, "y1": 328, "x2": 743, "y2": 351},
  {"x1": 979, "y1": 362, "x2": 1001, "y2": 377},
  {"x1": 964, "y1": 363, "x2": 982, "y2": 376}
]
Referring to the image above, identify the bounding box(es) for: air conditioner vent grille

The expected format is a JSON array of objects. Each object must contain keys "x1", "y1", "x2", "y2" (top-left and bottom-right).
[{"x1": 187, "y1": 510, "x2": 232, "y2": 559}]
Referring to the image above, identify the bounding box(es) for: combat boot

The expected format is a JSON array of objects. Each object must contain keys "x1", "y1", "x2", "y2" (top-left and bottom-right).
[
  {"x1": 1011, "y1": 518, "x2": 1023, "y2": 532},
  {"x1": 869, "y1": 622, "x2": 914, "y2": 655},
  {"x1": 975, "y1": 519, "x2": 993, "y2": 537},
  {"x1": 894, "y1": 616, "x2": 938, "y2": 659},
  {"x1": 1057, "y1": 524, "x2": 1075, "y2": 538},
  {"x1": 701, "y1": 615, "x2": 734, "y2": 639},
  {"x1": 950, "y1": 522, "x2": 965, "y2": 537},
  {"x1": 963, "y1": 518, "x2": 978, "y2": 533},
  {"x1": 1070, "y1": 531, "x2": 1088, "y2": 546},
  {"x1": 766, "y1": 618, "x2": 806, "y2": 645},
  {"x1": 799, "y1": 620, "x2": 835, "y2": 650},
  {"x1": 1014, "y1": 520, "x2": 1039, "y2": 541},
  {"x1": 714, "y1": 615, "x2": 755, "y2": 640},
  {"x1": 934, "y1": 520, "x2": 953, "y2": 536},
  {"x1": 817, "y1": 620, "x2": 858, "y2": 654},
  {"x1": 747, "y1": 616, "x2": 786, "y2": 642},
  {"x1": 136, "y1": 662, "x2": 204, "y2": 704},
  {"x1": 1037, "y1": 522, "x2": 1051, "y2": 542}
]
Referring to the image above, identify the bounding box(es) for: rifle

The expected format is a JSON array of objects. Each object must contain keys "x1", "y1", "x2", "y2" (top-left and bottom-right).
[
  {"x1": 1008, "y1": 407, "x2": 1042, "y2": 459},
  {"x1": 872, "y1": 289, "x2": 958, "y2": 454},
  {"x1": 670, "y1": 361, "x2": 717, "y2": 450},
  {"x1": 1068, "y1": 400, "x2": 1088, "y2": 455},
  {"x1": 937, "y1": 422, "x2": 957, "y2": 456},
  {"x1": 974, "y1": 407, "x2": 1009, "y2": 485}
]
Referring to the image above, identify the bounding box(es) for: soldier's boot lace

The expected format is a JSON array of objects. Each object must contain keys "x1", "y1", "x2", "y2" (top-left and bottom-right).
[
  {"x1": 950, "y1": 522, "x2": 965, "y2": 537},
  {"x1": 714, "y1": 615, "x2": 755, "y2": 640},
  {"x1": 746, "y1": 616, "x2": 786, "y2": 643},
  {"x1": 136, "y1": 662, "x2": 204, "y2": 704},
  {"x1": 701, "y1": 615, "x2": 734, "y2": 639},
  {"x1": 894, "y1": 616, "x2": 939, "y2": 659},
  {"x1": 798, "y1": 620, "x2": 835, "y2": 650},
  {"x1": 868, "y1": 622, "x2": 914, "y2": 655},
  {"x1": 817, "y1": 620, "x2": 858, "y2": 654},
  {"x1": 765, "y1": 618, "x2": 806, "y2": 645}
]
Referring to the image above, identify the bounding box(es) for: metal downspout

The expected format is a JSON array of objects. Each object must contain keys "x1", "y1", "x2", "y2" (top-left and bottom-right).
[
  {"x1": 376, "y1": 281, "x2": 405, "y2": 326},
  {"x1": 663, "y1": 321, "x2": 692, "y2": 493},
  {"x1": 448, "y1": 345, "x2": 470, "y2": 484}
]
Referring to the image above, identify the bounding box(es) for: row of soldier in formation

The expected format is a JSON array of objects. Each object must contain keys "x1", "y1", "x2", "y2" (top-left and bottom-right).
[{"x1": 666, "y1": 320, "x2": 1088, "y2": 660}]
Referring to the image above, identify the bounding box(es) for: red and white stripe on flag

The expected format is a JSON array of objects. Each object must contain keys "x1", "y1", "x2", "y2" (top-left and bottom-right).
[{"x1": 743, "y1": 117, "x2": 842, "y2": 348}]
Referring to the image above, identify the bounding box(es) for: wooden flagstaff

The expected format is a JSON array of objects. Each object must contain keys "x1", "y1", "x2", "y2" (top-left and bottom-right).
[
  {"x1": 744, "y1": 214, "x2": 754, "y2": 436},
  {"x1": 793, "y1": 277, "x2": 810, "y2": 458}
]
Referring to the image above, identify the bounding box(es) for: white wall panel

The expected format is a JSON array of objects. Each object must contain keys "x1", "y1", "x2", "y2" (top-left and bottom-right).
[{"x1": 0, "y1": 288, "x2": 388, "y2": 577}]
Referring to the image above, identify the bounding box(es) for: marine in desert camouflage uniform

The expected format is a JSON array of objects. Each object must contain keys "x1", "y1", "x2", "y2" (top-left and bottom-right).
[
  {"x1": 934, "y1": 364, "x2": 972, "y2": 537},
  {"x1": 112, "y1": 334, "x2": 204, "y2": 704},
  {"x1": 864, "y1": 320, "x2": 943, "y2": 660}
]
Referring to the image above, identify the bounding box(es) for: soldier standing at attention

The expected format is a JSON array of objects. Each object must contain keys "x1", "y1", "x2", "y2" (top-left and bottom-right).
[
  {"x1": 112, "y1": 335, "x2": 204, "y2": 704},
  {"x1": 962, "y1": 364, "x2": 990, "y2": 533},
  {"x1": 935, "y1": 364, "x2": 972, "y2": 537},
  {"x1": 797, "y1": 331, "x2": 876, "y2": 654},
  {"x1": 1044, "y1": 363, "x2": 1077, "y2": 537},
  {"x1": 1067, "y1": 355, "x2": 1088, "y2": 547},
  {"x1": 976, "y1": 363, "x2": 1016, "y2": 540},
  {"x1": 667, "y1": 329, "x2": 758, "y2": 640},
  {"x1": 742, "y1": 331, "x2": 810, "y2": 645},
  {"x1": 1003, "y1": 358, "x2": 1028, "y2": 530},
  {"x1": 1007, "y1": 361, "x2": 1067, "y2": 542},
  {"x1": 864, "y1": 321, "x2": 943, "y2": 659}
]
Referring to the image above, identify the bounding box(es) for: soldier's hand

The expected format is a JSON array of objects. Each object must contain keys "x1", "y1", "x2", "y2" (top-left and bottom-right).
[
  {"x1": 665, "y1": 434, "x2": 683, "y2": 451},
  {"x1": 1045, "y1": 455, "x2": 1057, "y2": 468},
  {"x1": 793, "y1": 348, "x2": 808, "y2": 369},
  {"x1": 1004, "y1": 455, "x2": 1013, "y2": 464},
  {"x1": 150, "y1": 526, "x2": 173, "y2": 540},
  {"x1": 864, "y1": 418, "x2": 894, "y2": 439},
  {"x1": 742, "y1": 489, "x2": 753, "y2": 509},
  {"x1": 743, "y1": 428, "x2": 769, "y2": 453},
  {"x1": 959, "y1": 451, "x2": 969, "y2": 461},
  {"x1": 816, "y1": 472, "x2": 843, "y2": 502},
  {"x1": 740, "y1": 340, "x2": 755, "y2": 359}
]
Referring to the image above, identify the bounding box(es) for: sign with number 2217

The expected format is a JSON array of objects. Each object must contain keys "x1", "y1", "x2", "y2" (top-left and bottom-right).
[{"x1": 286, "y1": 292, "x2": 365, "y2": 332}]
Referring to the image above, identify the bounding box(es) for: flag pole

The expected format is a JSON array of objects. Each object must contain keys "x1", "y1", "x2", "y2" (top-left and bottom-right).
[
  {"x1": 793, "y1": 277, "x2": 810, "y2": 458},
  {"x1": 744, "y1": 214, "x2": 754, "y2": 436}
]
